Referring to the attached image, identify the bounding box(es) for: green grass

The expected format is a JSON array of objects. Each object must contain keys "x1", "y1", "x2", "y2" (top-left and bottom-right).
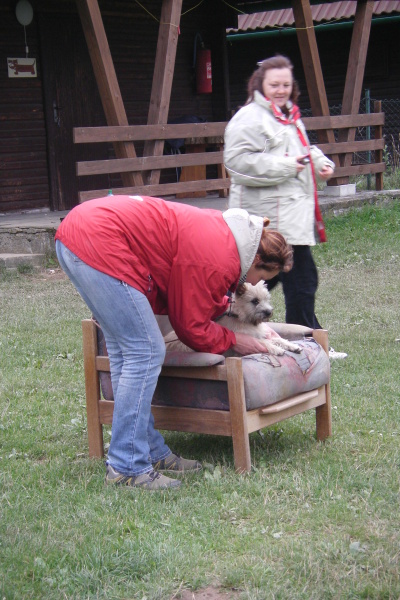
[{"x1": 1, "y1": 202, "x2": 400, "y2": 599}]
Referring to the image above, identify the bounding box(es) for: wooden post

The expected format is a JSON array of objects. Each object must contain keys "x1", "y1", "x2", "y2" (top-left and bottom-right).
[
  {"x1": 76, "y1": 0, "x2": 143, "y2": 187},
  {"x1": 334, "y1": 0, "x2": 374, "y2": 185},
  {"x1": 374, "y1": 100, "x2": 384, "y2": 191},
  {"x1": 292, "y1": 0, "x2": 339, "y2": 168},
  {"x1": 143, "y1": 0, "x2": 183, "y2": 185},
  {"x1": 82, "y1": 319, "x2": 105, "y2": 458},
  {"x1": 226, "y1": 358, "x2": 251, "y2": 473},
  {"x1": 311, "y1": 329, "x2": 332, "y2": 441}
]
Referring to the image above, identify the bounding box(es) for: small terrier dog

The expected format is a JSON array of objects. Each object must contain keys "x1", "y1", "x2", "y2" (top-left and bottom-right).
[
  {"x1": 164, "y1": 281, "x2": 301, "y2": 356},
  {"x1": 218, "y1": 281, "x2": 301, "y2": 356}
]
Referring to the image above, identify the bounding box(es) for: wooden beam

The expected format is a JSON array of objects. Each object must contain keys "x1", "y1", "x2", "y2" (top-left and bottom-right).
[
  {"x1": 75, "y1": 0, "x2": 143, "y2": 186},
  {"x1": 78, "y1": 177, "x2": 231, "y2": 202},
  {"x1": 334, "y1": 0, "x2": 374, "y2": 184},
  {"x1": 143, "y1": 0, "x2": 183, "y2": 185},
  {"x1": 374, "y1": 100, "x2": 384, "y2": 191},
  {"x1": 73, "y1": 113, "x2": 384, "y2": 144},
  {"x1": 292, "y1": 0, "x2": 338, "y2": 168},
  {"x1": 77, "y1": 150, "x2": 225, "y2": 176}
]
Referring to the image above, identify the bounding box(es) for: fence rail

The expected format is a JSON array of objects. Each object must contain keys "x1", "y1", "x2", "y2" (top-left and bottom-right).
[{"x1": 74, "y1": 105, "x2": 385, "y2": 202}]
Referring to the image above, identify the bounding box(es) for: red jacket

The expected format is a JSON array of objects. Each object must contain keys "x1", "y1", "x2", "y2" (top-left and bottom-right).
[{"x1": 56, "y1": 195, "x2": 240, "y2": 353}]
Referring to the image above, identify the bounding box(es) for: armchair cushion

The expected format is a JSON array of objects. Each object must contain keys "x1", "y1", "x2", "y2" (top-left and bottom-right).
[{"x1": 153, "y1": 337, "x2": 329, "y2": 411}]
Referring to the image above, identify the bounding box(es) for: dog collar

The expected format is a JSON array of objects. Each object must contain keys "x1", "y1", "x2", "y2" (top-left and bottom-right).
[{"x1": 214, "y1": 311, "x2": 239, "y2": 322}]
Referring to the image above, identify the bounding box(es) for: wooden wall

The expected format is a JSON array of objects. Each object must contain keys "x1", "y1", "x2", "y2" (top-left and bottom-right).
[
  {"x1": 0, "y1": 0, "x2": 226, "y2": 212},
  {"x1": 1, "y1": 0, "x2": 398, "y2": 213},
  {"x1": 226, "y1": 19, "x2": 400, "y2": 113},
  {"x1": 0, "y1": 9, "x2": 49, "y2": 212}
]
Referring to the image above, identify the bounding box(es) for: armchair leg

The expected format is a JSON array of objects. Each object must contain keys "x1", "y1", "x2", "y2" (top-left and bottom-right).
[
  {"x1": 316, "y1": 386, "x2": 332, "y2": 440},
  {"x1": 82, "y1": 319, "x2": 105, "y2": 458},
  {"x1": 311, "y1": 329, "x2": 332, "y2": 440},
  {"x1": 226, "y1": 358, "x2": 251, "y2": 473}
]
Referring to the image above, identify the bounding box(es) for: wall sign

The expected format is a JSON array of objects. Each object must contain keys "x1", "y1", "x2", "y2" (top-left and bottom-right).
[{"x1": 7, "y1": 57, "x2": 37, "y2": 78}]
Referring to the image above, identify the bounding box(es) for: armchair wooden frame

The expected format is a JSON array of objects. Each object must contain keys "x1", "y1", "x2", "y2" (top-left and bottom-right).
[{"x1": 82, "y1": 319, "x2": 331, "y2": 473}]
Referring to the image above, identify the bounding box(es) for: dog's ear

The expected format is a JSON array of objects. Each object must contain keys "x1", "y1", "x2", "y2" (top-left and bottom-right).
[
  {"x1": 263, "y1": 217, "x2": 270, "y2": 228},
  {"x1": 235, "y1": 283, "x2": 246, "y2": 297}
]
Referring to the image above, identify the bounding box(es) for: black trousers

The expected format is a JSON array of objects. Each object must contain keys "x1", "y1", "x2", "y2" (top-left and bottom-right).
[{"x1": 267, "y1": 245, "x2": 322, "y2": 329}]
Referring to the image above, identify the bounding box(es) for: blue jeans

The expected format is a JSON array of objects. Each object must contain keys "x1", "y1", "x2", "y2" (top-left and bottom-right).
[{"x1": 56, "y1": 240, "x2": 171, "y2": 476}]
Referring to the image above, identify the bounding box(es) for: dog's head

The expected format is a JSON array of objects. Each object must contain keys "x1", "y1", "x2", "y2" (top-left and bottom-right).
[{"x1": 232, "y1": 281, "x2": 273, "y2": 325}]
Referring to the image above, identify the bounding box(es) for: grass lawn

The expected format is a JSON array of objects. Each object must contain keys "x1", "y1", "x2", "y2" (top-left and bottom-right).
[{"x1": 0, "y1": 202, "x2": 399, "y2": 599}]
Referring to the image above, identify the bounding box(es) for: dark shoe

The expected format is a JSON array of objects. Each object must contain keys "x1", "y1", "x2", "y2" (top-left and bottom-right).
[
  {"x1": 105, "y1": 464, "x2": 181, "y2": 490},
  {"x1": 152, "y1": 453, "x2": 202, "y2": 473}
]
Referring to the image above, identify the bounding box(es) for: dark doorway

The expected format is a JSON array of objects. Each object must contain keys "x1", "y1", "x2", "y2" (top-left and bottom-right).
[{"x1": 38, "y1": 13, "x2": 109, "y2": 211}]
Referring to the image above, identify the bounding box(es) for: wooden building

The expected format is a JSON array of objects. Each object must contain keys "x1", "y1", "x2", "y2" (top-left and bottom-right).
[
  {"x1": 226, "y1": 2, "x2": 400, "y2": 111},
  {"x1": 0, "y1": 0, "x2": 390, "y2": 213}
]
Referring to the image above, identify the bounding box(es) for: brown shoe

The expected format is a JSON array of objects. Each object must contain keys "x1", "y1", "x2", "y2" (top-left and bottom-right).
[
  {"x1": 152, "y1": 453, "x2": 202, "y2": 473},
  {"x1": 105, "y1": 464, "x2": 181, "y2": 490}
]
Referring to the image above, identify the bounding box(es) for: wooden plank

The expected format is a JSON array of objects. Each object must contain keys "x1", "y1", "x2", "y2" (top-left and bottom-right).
[
  {"x1": 314, "y1": 139, "x2": 384, "y2": 156},
  {"x1": 74, "y1": 122, "x2": 228, "y2": 143},
  {"x1": 98, "y1": 399, "x2": 114, "y2": 424},
  {"x1": 78, "y1": 177, "x2": 231, "y2": 202},
  {"x1": 143, "y1": 0, "x2": 183, "y2": 186},
  {"x1": 375, "y1": 101, "x2": 384, "y2": 191},
  {"x1": 76, "y1": 0, "x2": 143, "y2": 187},
  {"x1": 161, "y1": 364, "x2": 227, "y2": 381},
  {"x1": 77, "y1": 150, "x2": 225, "y2": 176},
  {"x1": 246, "y1": 391, "x2": 326, "y2": 433},
  {"x1": 259, "y1": 390, "x2": 319, "y2": 414},
  {"x1": 292, "y1": 0, "x2": 330, "y2": 118},
  {"x1": 77, "y1": 152, "x2": 384, "y2": 180},
  {"x1": 333, "y1": 163, "x2": 385, "y2": 177},
  {"x1": 310, "y1": 329, "x2": 332, "y2": 440},
  {"x1": 335, "y1": 0, "x2": 374, "y2": 184},
  {"x1": 226, "y1": 358, "x2": 251, "y2": 473},
  {"x1": 82, "y1": 319, "x2": 105, "y2": 457},
  {"x1": 73, "y1": 114, "x2": 383, "y2": 144},
  {"x1": 95, "y1": 356, "x2": 110, "y2": 371},
  {"x1": 292, "y1": 0, "x2": 339, "y2": 167},
  {"x1": 177, "y1": 163, "x2": 207, "y2": 199},
  {"x1": 302, "y1": 113, "x2": 384, "y2": 130},
  {"x1": 152, "y1": 405, "x2": 233, "y2": 436},
  {"x1": 341, "y1": 1, "x2": 375, "y2": 118}
]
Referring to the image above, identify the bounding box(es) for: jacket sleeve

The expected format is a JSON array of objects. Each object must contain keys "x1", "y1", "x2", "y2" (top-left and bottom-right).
[
  {"x1": 310, "y1": 145, "x2": 335, "y2": 181},
  {"x1": 224, "y1": 120, "x2": 298, "y2": 187},
  {"x1": 166, "y1": 261, "x2": 237, "y2": 354}
]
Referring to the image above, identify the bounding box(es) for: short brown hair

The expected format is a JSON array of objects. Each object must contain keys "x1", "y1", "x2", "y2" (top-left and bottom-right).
[
  {"x1": 256, "y1": 228, "x2": 293, "y2": 273},
  {"x1": 246, "y1": 54, "x2": 300, "y2": 105}
]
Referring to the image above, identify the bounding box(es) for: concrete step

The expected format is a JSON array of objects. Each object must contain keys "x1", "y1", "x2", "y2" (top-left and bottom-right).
[{"x1": 0, "y1": 253, "x2": 45, "y2": 271}]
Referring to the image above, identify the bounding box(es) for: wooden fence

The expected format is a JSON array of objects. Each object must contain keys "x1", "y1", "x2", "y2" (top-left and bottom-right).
[{"x1": 74, "y1": 103, "x2": 384, "y2": 202}]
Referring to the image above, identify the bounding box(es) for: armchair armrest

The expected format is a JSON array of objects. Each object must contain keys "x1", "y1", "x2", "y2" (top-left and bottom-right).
[{"x1": 267, "y1": 322, "x2": 313, "y2": 340}]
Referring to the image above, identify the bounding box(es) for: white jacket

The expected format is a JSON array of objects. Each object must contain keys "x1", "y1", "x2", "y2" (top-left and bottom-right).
[{"x1": 224, "y1": 91, "x2": 335, "y2": 246}]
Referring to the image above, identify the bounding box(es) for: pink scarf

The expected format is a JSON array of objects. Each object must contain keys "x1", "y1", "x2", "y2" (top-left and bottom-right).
[{"x1": 267, "y1": 99, "x2": 326, "y2": 243}]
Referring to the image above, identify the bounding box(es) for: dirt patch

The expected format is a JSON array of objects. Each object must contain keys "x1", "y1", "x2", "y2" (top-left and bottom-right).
[
  {"x1": 35, "y1": 267, "x2": 68, "y2": 281},
  {"x1": 176, "y1": 587, "x2": 242, "y2": 600}
]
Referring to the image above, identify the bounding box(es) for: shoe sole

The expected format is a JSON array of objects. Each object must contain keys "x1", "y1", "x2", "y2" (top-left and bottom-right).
[{"x1": 105, "y1": 479, "x2": 181, "y2": 490}]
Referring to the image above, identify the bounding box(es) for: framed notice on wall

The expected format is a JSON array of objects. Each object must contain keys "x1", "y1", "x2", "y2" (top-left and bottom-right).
[{"x1": 7, "y1": 58, "x2": 37, "y2": 78}]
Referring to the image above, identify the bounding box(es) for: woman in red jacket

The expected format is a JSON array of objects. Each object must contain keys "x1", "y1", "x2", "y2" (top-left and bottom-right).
[{"x1": 56, "y1": 195, "x2": 292, "y2": 490}]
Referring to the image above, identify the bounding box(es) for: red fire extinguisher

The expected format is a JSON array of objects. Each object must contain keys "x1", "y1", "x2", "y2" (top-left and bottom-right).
[{"x1": 194, "y1": 33, "x2": 212, "y2": 94}]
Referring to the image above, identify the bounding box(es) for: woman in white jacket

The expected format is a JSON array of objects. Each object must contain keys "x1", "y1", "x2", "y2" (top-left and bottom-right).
[{"x1": 224, "y1": 55, "x2": 346, "y2": 358}]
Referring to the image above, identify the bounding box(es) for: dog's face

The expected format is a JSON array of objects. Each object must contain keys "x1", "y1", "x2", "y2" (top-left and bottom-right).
[{"x1": 232, "y1": 281, "x2": 273, "y2": 325}]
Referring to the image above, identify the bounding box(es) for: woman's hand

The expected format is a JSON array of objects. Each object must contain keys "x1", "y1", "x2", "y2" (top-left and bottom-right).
[
  {"x1": 231, "y1": 332, "x2": 271, "y2": 355},
  {"x1": 318, "y1": 165, "x2": 334, "y2": 180},
  {"x1": 296, "y1": 155, "x2": 308, "y2": 173}
]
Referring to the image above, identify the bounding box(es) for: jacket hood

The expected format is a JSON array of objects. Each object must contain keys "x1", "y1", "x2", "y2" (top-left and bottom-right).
[{"x1": 222, "y1": 208, "x2": 263, "y2": 284}]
